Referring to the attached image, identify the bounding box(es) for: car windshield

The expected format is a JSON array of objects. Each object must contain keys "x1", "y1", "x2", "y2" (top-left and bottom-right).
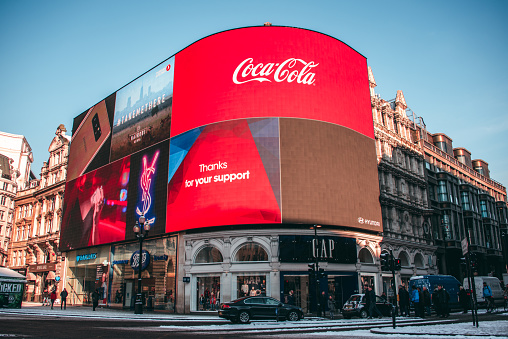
[{"x1": 347, "y1": 295, "x2": 362, "y2": 302}]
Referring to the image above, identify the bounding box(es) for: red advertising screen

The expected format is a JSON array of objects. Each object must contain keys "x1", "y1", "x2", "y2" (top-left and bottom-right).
[
  {"x1": 172, "y1": 26, "x2": 373, "y2": 139},
  {"x1": 167, "y1": 118, "x2": 281, "y2": 232}
]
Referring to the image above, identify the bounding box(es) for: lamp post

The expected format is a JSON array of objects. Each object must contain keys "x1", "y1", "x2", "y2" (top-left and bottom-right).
[
  {"x1": 133, "y1": 214, "x2": 150, "y2": 314},
  {"x1": 310, "y1": 224, "x2": 322, "y2": 316}
]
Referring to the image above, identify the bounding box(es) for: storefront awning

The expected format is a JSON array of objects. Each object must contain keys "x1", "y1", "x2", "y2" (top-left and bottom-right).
[
  {"x1": 46, "y1": 271, "x2": 56, "y2": 281},
  {"x1": 27, "y1": 273, "x2": 37, "y2": 281}
]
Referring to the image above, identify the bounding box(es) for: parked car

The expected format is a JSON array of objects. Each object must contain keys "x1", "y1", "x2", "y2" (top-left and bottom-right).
[
  {"x1": 218, "y1": 296, "x2": 304, "y2": 323},
  {"x1": 341, "y1": 293, "x2": 393, "y2": 319}
]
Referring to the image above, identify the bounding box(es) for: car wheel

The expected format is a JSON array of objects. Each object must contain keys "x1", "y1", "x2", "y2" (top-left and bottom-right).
[
  {"x1": 360, "y1": 309, "x2": 368, "y2": 318},
  {"x1": 287, "y1": 310, "x2": 300, "y2": 321},
  {"x1": 238, "y1": 311, "x2": 250, "y2": 324}
]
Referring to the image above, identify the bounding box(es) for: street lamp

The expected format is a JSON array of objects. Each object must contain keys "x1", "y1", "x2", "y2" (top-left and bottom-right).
[
  {"x1": 133, "y1": 214, "x2": 150, "y2": 314},
  {"x1": 310, "y1": 224, "x2": 322, "y2": 316}
]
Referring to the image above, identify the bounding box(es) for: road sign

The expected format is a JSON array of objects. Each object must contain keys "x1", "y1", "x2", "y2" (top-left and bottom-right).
[{"x1": 461, "y1": 238, "x2": 468, "y2": 255}]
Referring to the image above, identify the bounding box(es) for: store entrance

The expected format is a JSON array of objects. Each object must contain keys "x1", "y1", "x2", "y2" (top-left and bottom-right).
[
  {"x1": 196, "y1": 276, "x2": 220, "y2": 311},
  {"x1": 282, "y1": 275, "x2": 309, "y2": 313}
]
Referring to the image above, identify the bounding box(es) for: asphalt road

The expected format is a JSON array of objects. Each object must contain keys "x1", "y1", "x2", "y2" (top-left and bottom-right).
[{"x1": 0, "y1": 311, "x2": 505, "y2": 339}]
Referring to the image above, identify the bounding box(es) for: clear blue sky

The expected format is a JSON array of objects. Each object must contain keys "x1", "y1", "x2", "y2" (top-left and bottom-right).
[{"x1": 1, "y1": 0, "x2": 507, "y2": 188}]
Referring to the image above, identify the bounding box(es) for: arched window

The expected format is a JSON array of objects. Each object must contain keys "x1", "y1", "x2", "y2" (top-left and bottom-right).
[
  {"x1": 234, "y1": 243, "x2": 268, "y2": 262},
  {"x1": 358, "y1": 248, "x2": 374, "y2": 263},
  {"x1": 414, "y1": 253, "x2": 425, "y2": 268},
  {"x1": 195, "y1": 246, "x2": 223, "y2": 264},
  {"x1": 398, "y1": 251, "x2": 410, "y2": 267}
]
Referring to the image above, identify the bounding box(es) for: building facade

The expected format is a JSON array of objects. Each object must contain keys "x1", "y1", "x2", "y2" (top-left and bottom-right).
[
  {"x1": 369, "y1": 67, "x2": 507, "y2": 287},
  {"x1": 8, "y1": 125, "x2": 70, "y2": 302},
  {"x1": 0, "y1": 154, "x2": 17, "y2": 267},
  {"x1": 369, "y1": 69, "x2": 438, "y2": 303}
]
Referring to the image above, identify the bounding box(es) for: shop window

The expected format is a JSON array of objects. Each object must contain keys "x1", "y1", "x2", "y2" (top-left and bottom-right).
[
  {"x1": 234, "y1": 243, "x2": 268, "y2": 262},
  {"x1": 195, "y1": 246, "x2": 223, "y2": 264},
  {"x1": 238, "y1": 275, "x2": 266, "y2": 297},
  {"x1": 358, "y1": 248, "x2": 374, "y2": 263}
]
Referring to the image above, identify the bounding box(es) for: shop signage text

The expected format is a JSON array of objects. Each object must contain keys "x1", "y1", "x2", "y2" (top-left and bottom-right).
[
  {"x1": 76, "y1": 253, "x2": 97, "y2": 262},
  {"x1": 28, "y1": 263, "x2": 56, "y2": 273},
  {"x1": 279, "y1": 235, "x2": 357, "y2": 264},
  {"x1": 0, "y1": 282, "x2": 23, "y2": 293}
]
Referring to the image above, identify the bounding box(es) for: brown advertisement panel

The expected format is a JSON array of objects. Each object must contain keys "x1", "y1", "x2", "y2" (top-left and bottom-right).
[{"x1": 280, "y1": 118, "x2": 382, "y2": 232}]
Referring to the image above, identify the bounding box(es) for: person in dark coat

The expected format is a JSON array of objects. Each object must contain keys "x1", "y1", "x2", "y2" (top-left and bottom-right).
[
  {"x1": 60, "y1": 288, "x2": 68, "y2": 310},
  {"x1": 458, "y1": 286, "x2": 468, "y2": 313},
  {"x1": 92, "y1": 289, "x2": 100, "y2": 311},
  {"x1": 327, "y1": 296, "x2": 336, "y2": 320},
  {"x1": 432, "y1": 287, "x2": 441, "y2": 317},
  {"x1": 422, "y1": 286, "x2": 431, "y2": 316},
  {"x1": 437, "y1": 285, "x2": 449, "y2": 318},
  {"x1": 398, "y1": 285, "x2": 409, "y2": 317},
  {"x1": 366, "y1": 286, "x2": 383, "y2": 319},
  {"x1": 287, "y1": 290, "x2": 295, "y2": 305},
  {"x1": 318, "y1": 291, "x2": 327, "y2": 317}
]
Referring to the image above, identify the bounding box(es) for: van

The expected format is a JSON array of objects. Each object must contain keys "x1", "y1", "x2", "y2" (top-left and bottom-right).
[
  {"x1": 463, "y1": 276, "x2": 504, "y2": 306},
  {"x1": 409, "y1": 275, "x2": 461, "y2": 310}
]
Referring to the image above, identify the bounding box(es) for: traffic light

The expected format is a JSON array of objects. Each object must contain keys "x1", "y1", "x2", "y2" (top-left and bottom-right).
[
  {"x1": 380, "y1": 252, "x2": 391, "y2": 271},
  {"x1": 393, "y1": 258, "x2": 402, "y2": 271},
  {"x1": 318, "y1": 268, "x2": 325, "y2": 279},
  {"x1": 469, "y1": 253, "x2": 478, "y2": 272},
  {"x1": 308, "y1": 263, "x2": 316, "y2": 277}
]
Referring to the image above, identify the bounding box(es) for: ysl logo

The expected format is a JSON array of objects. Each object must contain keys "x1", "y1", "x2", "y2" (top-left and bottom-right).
[{"x1": 136, "y1": 150, "x2": 160, "y2": 225}]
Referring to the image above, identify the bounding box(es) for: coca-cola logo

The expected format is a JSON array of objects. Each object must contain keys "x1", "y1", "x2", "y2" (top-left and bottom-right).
[{"x1": 233, "y1": 58, "x2": 318, "y2": 85}]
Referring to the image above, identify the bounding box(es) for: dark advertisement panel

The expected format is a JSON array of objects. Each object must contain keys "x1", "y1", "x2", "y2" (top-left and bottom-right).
[
  {"x1": 60, "y1": 157, "x2": 131, "y2": 250},
  {"x1": 67, "y1": 98, "x2": 113, "y2": 182},
  {"x1": 280, "y1": 118, "x2": 382, "y2": 232},
  {"x1": 172, "y1": 26, "x2": 373, "y2": 139},
  {"x1": 110, "y1": 57, "x2": 174, "y2": 162},
  {"x1": 166, "y1": 118, "x2": 281, "y2": 232}
]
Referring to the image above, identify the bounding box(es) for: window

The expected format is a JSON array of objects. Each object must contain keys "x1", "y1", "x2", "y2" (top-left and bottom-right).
[
  {"x1": 0, "y1": 210, "x2": 4, "y2": 221},
  {"x1": 0, "y1": 196, "x2": 6, "y2": 206},
  {"x1": 437, "y1": 181, "x2": 448, "y2": 202},
  {"x1": 461, "y1": 192, "x2": 471, "y2": 211},
  {"x1": 441, "y1": 214, "x2": 452, "y2": 240},
  {"x1": 234, "y1": 243, "x2": 268, "y2": 262},
  {"x1": 358, "y1": 248, "x2": 374, "y2": 263},
  {"x1": 195, "y1": 246, "x2": 223, "y2": 264},
  {"x1": 2, "y1": 182, "x2": 7, "y2": 191},
  {"x1": 480, "y1": 201, "x2": 488, "y2": 218}
]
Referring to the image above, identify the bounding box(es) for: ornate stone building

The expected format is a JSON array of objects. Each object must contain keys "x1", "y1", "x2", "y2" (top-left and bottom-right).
[
  {"x1": 8, "y1": 125, "x2": 70, "y2": 301},
  {"x1": 369, "y1": 68, "x2": 437, "y2": 299},
  {"x1": 369, "y1": 67, "x2": 507, "y2": 287}
]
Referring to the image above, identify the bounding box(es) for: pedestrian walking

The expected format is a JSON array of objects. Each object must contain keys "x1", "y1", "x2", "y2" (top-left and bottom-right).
[
  {"x1": 437, "y1": 285, "x2": 450, "y2": 318},
  {"x1": 50, "y1": 289, "x2": 57, "y2": 310},
  {"x1": 60, "y1": 288, "x2": 68, "y2": 310},
  {"x1": 92, "y1": 289, "x2": 99, "y2": 311},
  {"x1": 366, "y1": 286, "x2": 382, "y2": 319},
  {"x1": 327, "y1": 296, "x2": 336, "y2": 320},
  {"x1": 287, "y1": 290, "x2": 295, "y2": 305},
  {"x1": 483, "y1": 282, "x2": 494, "y2": 313},
  {"x1": 318, "y1": 291, "x2": 327, "y2": 317},
  {"x1": 422, "y1": 286, "x2": 431, "y2": 316},
  {"x1": 398, "y1": 284, "x2": 409, "y2": 316},
  {"x1": 432, "y1": 287, "x2": 441, "y2": 317},
  {"x1": 411, "y1": 285, "x2": 420, "y2": 317},
  {"x1": 458, "y1": 285, "x2": 468, "y2": 313}
]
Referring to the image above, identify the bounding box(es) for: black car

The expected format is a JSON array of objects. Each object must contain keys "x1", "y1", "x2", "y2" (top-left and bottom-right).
[
  {"x1": 341, "y1": 293, "x2": 393, "y2": 319},
  {"x1": 218, "y1": 296, "x2": 304, "y2": 323}
]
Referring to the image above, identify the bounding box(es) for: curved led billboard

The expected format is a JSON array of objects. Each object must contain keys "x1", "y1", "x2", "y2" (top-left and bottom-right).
[{"x1": 61, "y1": 26, "x2": 382, "y2": 251}]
